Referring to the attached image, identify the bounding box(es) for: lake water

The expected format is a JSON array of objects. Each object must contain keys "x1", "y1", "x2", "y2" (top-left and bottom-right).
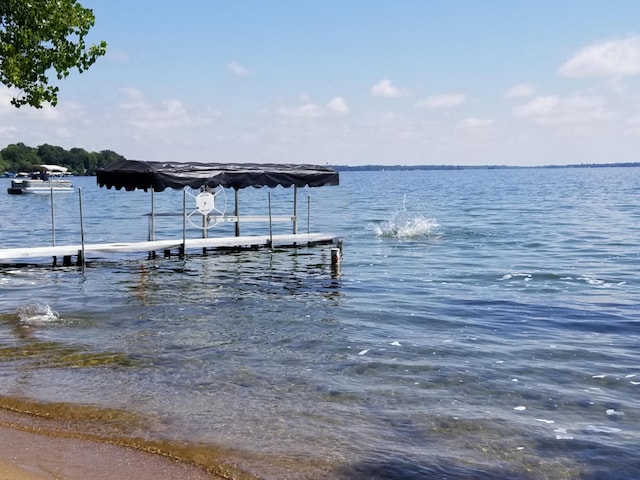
[{"x1": 0, "y1": 167, "x2": 639, "y2": 479}]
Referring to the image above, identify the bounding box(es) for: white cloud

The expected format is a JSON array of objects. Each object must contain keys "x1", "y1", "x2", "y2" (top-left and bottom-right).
[
  {"x1": 106, "y1": 49, "x2": 130, "y2": 63},
  {"x1": 0, "y1": 87, "x2": 85, "y2": 123},
  {"x1": 0, "y1": 87, "x2": 19, "y2": 111},
  {"x1": 624, "y1": 115, "x2": 640, "y2": 132},
  {"x1": 327, "y1": 97, "x2": 349, "y2": 114},
  {"x1": 227, "y1": 60, "x2": 251, "y2": 77},
  {"x1": 278, "y1": 103, "x2": 324, "y2": 118},
  {"x1": 456, "y1": 117, "x2": 494, "y2": 129},
  {"x1": 504, "y1": 84, "x2": 535, "y2": 99},
  {"x1": 0, "y1": 87, "x2": 57, "y2": 119},
  {"x1": 118, "y1": 88, "x2": 212, "y2": 129},
  {"x1": 513, "y1": 94, "x2": 608, "y2": 124},
  {"x1": 119, "y1": 86, "x2": 146, "y2": 103},
  {"x1": 515, "y1": 96, "x2": 558, "y2": 117},
  {"x1": 278, "y1": 97, "x2": 349, "y2": 118},
  {"x1": 55, "y1": 127, "x2": 73, "y2": 138},
  {"x1": 559, "y1": 35, "x2": 640, "y2": 78},
  {"x1": 371, "y1": 79, "x2": 409, "y2": 98},
  {"x1": 416, "y1": 93, "x2": 466, "y2": 108},
  {"x1": 0, "y1": 125, "x2": 18, "y2": 137}
]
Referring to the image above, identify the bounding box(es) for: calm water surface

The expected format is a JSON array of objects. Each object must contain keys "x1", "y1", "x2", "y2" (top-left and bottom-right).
[{"x1": 1, "y1": 167, "x2": 639, "y2": 479}]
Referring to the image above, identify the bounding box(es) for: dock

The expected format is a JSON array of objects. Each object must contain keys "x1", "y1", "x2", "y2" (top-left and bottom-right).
[
  {"x1": 0, "y1": 233, "x2": 340, "y2": 265},
  {"x1": 1, "y1": 161, "x2": 343, "y2": 268}
]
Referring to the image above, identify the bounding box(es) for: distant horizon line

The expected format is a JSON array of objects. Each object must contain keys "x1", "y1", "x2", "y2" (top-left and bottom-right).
[{"x1": 331, "y1": 162, "x2": 640, "y2": 171}]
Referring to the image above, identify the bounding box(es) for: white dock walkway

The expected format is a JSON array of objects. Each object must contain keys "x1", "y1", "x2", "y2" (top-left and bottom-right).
[{"x1": 0, "y1": 233, "x2": 340, "y2": 264}]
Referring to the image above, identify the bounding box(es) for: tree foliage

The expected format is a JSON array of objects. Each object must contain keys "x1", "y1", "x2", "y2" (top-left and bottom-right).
[
  {"x1": 0, "y1": 143, "x2": 125, "y2": 175},
  {"x1": 0, "y1": 0, "x2": 107, "y2": 108},
  {"x1": 0, "y1": 142, "x2": 40, "y2": 172}
]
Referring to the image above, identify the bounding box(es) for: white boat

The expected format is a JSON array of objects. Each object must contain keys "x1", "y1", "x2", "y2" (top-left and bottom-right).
[
  {"x1": 7, "y1": 165, "x2": 74, "y2": 195},
  {"x1": 7, "y1": 177, "x2": 74, "y2": 194}
]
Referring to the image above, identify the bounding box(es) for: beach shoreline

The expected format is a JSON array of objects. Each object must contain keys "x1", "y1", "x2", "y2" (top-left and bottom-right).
[
  {"x1": 0, "y1": 396, "x2": 224, "y2": 480},
  {"x1": 0, "y1": 422, "x2": 220, "y2": 480}
]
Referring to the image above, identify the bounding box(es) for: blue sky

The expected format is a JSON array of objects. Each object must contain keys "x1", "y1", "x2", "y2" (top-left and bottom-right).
[{"x1": 2, "y1": 1, "x2": 640, "y2": 166}]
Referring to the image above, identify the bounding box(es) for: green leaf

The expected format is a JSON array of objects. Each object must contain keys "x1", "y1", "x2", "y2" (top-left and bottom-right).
[{"x1": 0, "y1": 0, "x2": 107, "y2": 108}]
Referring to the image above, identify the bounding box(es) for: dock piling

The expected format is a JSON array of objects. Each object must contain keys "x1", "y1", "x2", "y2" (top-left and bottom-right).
[
  {"x1": 78, "y1": 187, "x2": 86, "y2": 271},
  {"x1": 331, "y1": 247, "x2": 341, "y2": 275},
  {"x1": 307, "y1": 194, "x2": 311, "y2": 234},
  {"x1": 268, "y1": 191, "x2": 273, "y2": 249}
]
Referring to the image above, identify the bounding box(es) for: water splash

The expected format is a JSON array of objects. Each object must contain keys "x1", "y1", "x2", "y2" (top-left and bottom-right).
[
  {"x1": 372, "y1": 195, "x2": 439, "y2": 238},
  {"x1": 18, "y1": 304, "x2": 60, "y2": 325}
]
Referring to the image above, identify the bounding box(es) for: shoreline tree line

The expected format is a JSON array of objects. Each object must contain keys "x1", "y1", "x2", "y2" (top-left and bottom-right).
[
  {"x1": 0, "y1": 142, "x2": 125, "y2": 176},
  {"x1": 3, "y1": 141, "x2": 638, "y2": 176}
]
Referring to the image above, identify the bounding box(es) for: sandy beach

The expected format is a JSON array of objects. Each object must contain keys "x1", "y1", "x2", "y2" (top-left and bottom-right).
[
  {"x1": 0, "y1": 423, "x2": 218, "y2": 480},
  {"x1": 0, "y1": 396, "x2": 224, "y2": 480}
]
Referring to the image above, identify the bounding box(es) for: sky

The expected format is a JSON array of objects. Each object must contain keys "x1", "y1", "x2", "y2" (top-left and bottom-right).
[{"x1": 2, "y1": 1, "x2": 640, "y2": 166}]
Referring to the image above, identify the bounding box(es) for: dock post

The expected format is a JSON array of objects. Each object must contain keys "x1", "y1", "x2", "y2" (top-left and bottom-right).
[
  {"x1": 331, "y1": 247, "x2": 341, "y2": 276},
  {"x1": 181, "y1": 189, "x2": 187, "y2": 258},
  {"x1": 50, "y1": 180, "x2": 56, "y2": 247},
  {"x1": 148, "y1": 190, "x2": 155, "y2": 258},
  {"x1": 234, "y1": 189, "x2": 240, "y2": 237},
  {"x1": 78, "y1": 187, "x2": 86, "y2": 270},
  {"x1": 307, "y1": 194, "x2": 311, "y2": 234},
  {"x1": 268, "y1": 191, "x2": 273, "y2": 248},
  {"x1": 149, "y1": 190, "x2": 155, "y2": 241},
  {"x1": 293, "y1": 186, "x2": 298, "y2": 234},
  {"x1": 202, "y1": 207, "x2": 207, "y2": 255}
]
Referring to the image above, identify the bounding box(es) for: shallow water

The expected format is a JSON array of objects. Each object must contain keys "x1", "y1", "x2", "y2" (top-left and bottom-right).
[{"x1": 1, "y1": 168, "x2": 639, "y2": 479}]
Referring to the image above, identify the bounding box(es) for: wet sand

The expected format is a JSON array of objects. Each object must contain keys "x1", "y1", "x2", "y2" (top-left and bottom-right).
[
  {"x1": 0, "y1": 396, "x2": 272, "y2": 480},
  {"x1": 0, "y1": 424, "x2": 219, "y2": 480}
]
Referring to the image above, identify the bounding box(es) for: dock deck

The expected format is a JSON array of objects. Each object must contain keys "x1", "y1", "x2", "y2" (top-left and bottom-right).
[{"x1": 0, "y1": 233, "x2": 340, "y2": 264}]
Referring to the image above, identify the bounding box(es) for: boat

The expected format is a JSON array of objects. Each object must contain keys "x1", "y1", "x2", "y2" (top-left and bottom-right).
[{"x1": 7, "y1": 165, "x2": 74, "y2": 195}]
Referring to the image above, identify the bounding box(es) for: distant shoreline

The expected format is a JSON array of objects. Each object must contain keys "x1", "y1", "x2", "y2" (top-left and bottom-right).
[
  {"x1": 332, "y1": 162, "x2": 640, "y2": 172},
  {"x1": 3, "y1": 161, "x2": 638, "y2": 179}
]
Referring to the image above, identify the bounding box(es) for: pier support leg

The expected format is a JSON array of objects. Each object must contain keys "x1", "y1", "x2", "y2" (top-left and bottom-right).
[{"x1": 331, "y1": 247, "x2": 340, "y2": 276}]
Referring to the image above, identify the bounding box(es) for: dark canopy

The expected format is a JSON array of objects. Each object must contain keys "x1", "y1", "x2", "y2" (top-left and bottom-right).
[{"x1": 96, "y1": 160, "x2": 339, "y2": 192}]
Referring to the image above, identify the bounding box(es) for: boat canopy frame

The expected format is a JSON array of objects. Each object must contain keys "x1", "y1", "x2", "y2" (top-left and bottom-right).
[
  {"x1": 96, "y1": 159, "x2": 339, "y2": 192},
  {"x1": 96, "y1": 160, "x2": 340, "y2": 240}
]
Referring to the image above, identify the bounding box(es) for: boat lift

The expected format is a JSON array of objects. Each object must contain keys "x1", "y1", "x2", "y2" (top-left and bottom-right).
[{"x1": 0, "y1": 161, "x2": 342, "y2": 268}]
